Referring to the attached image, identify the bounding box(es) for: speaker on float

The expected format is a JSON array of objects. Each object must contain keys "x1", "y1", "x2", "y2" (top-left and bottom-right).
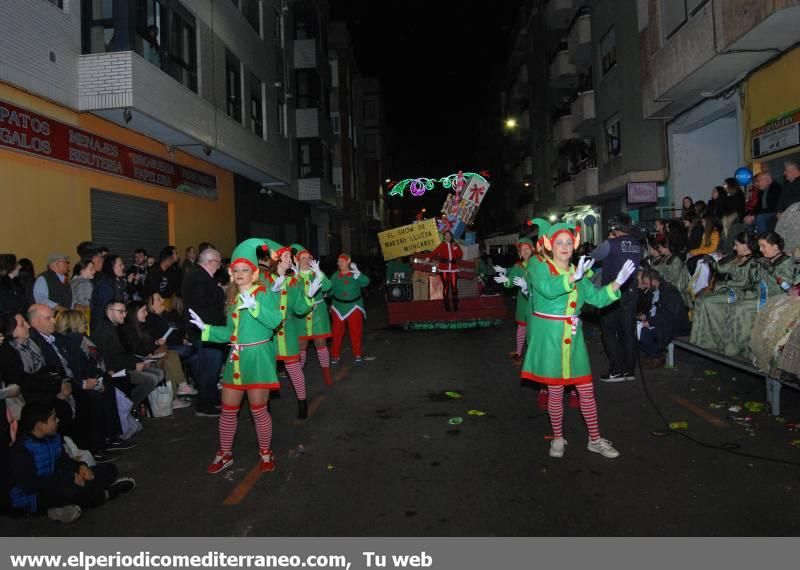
[{"x1": 387, "y1": 282, "x2": 413, "y2": 302}]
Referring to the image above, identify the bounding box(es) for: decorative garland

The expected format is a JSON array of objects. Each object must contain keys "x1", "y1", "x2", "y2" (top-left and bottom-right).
[
  {"x1": 403, "y1": 319, "x2": 503, "y2": 331},
  {"x1": 388, "y1": 172, "x2": 489, "y2": 198}
]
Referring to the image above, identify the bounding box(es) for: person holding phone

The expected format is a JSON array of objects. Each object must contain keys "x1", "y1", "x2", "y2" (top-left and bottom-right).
[{"x1": 329, "y1": 254, "x2": 371, "y2": 364}]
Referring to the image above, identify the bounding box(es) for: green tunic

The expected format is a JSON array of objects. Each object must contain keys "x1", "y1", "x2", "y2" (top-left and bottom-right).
[
  {"x1": 294, "y1": 269, "x2": 332, "y2": 339},
  {"x1": 653, "y1": 255, "x2": 690, "y2": 307},
  {"x1": 266, "y1": 275, "x2": 313, "y2": 360},
  {"x1": 521, "y1": 258, "x2": 620, "y2": 385},
  {"x1": 690, "y1": 255, "x2": 758, "y2": 356},
  {"x1": 504, "y1": 260, "x2": 530, "y2": 325},
  {"x1": 201, "y1": 284, "x2": 283, "y2": 390},
  {"x1": 330, "y1": 271, "x2": 370, "y2": 319}
]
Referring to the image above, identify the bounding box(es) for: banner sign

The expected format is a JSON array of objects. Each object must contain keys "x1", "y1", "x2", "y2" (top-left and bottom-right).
[
  {"x1": 440, "y1": 173, "x2": 490, "y2": 239},
  {"x1": 751, "y1": 110, "x2": 800, "y2": 159},
  {"x1": 378, "y1": 219, "x2": 441, "y2": 261},
  {"x1": 626, "y1": 182, "x2": 658, "y2": 205},
  {"x1": 0, "y1": 99, "x2": 217, "y2": 199}
]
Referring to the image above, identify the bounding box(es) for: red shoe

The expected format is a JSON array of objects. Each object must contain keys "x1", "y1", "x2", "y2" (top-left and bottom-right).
[
  {"x1": 322, "y1": 367, "x2": 333, "y2": 386},
  {"x1": 537, "y1": 389, "x2": 548, "y2": 410},
  {"x1": 568, "y1": 390, "x2": 579, "y2": 409},
  {"x1": 259, "y1": 448, "x2": 276, "y2": 472},
  {"x1": 207, "y1": 451, "x2": 233, "y2": 474}
]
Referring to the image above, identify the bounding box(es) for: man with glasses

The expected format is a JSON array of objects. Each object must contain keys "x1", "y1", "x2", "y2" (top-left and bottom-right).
[
  {"x1": 182, "y1": 248, "x2": 226, "y2": 416},
  {"x1": 90, "y1": 301, "x2": 161, "y2": 415}
]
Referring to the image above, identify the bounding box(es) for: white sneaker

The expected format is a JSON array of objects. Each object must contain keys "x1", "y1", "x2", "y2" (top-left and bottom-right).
[
  {"x1": 549, "y1": 438, "x2": 567, "y2": 458},
  {"x1": 47, "y1": 505, "x2": 81, "y2": 523},
  {"x1": 587, "y1": 438, "x2": 620, "y2": 458},
  {"x1": 172, "y1": 398, "x2": 192, "y2": 410},
  {"x1": 176, "y1": 382, "x2": 198, "y2": 396}
]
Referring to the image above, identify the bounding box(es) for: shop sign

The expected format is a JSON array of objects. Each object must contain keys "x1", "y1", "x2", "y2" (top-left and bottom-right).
[
  {"x1": 751, "y1": 110, "x2": 800, "y2": 159},
  {"x1": 626, "y1": 182, "x2": 658, "y2": 205},
  {"x1": 0, "y1": 99, "x2": 217, "y2": 199},
  {"x1": 378, "y1": 219, "x2": 441, "y2": 261}
]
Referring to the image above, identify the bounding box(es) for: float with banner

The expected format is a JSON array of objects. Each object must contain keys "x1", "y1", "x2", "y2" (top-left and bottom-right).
[{"x1": 382, "y1": 170, "x2": 506, "y2": 327}]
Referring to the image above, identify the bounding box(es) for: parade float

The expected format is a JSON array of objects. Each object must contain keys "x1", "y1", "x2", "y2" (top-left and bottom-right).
[{"x1": 380, "y1": 171, "x2": 507, "y2": 328}]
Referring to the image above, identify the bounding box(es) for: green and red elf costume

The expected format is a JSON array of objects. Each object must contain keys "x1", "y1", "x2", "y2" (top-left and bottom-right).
[
  {"x1": 195, "y1": 238, "x2": 284, "y2": 474},
  {"x1": 329, "y1": 254, "x2": 370, "y2": 362},
  {"x1": 501, "y1": 237, "x2": 536, "y2": 359},
  {"x1": 261, "y1": 239, "x2": 314, "y2": 419},
  {"x1": 521, "y1": 223, "x2": 625, "y2": 459},
  {"x1": 290, "y1": 243, "x2": 334, "y2": 386}
]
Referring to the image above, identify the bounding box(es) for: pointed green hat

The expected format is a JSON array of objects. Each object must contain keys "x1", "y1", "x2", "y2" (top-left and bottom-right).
[
  {"x1": 231, "y1": 238, "x2": 270, "y2": 270},
  {"x1": 262, "y1": 238, "x2": 290, "y2": 260},
  {"x1": 541, "y1": 223, "x2": 580, "y2": 251},
  {"x1": 528, "y1": 218, "x2": 552, "y2": 245},
  {"x1": 291, "y1": 243, "x2": 311, "y2": 257},
  {"x1": 517, "y1": 237, "x2": 534, "y2": 251}
]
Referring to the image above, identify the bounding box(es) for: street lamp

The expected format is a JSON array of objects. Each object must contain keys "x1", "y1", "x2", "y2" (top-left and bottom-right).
[{"x1": 504, "y1": 118, "x2": 518, "y2": 129}]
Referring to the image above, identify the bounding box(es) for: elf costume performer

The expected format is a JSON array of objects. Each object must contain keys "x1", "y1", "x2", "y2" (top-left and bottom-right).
[
  {"x1": 261, "y1": 240, "x2": 318, "y2": 420},
  {"x1": 521, "y1": 223, "x2": 636, "y2": 460},
  {"x1": 329, "y1": 253, "x2": 370, "y2": 363},
  {"x1": 291, "y1": 244, "x2": 334, "y2": 386},
  {"x1": 429, "y1": 231, "x2": 463, "y2": 311},
  {"x1": 493, "y1": 237, "x2": 536, "y2": 361},
  {"x1": 188, "y1": 238, "x2": 285, "y2": 475}
]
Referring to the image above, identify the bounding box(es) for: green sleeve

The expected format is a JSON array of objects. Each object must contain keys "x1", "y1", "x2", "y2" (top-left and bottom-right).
[
  {"x1": 249, "y1": 290, "x2": 285, "y2": 330},
  {"x1": 532, "y1": 262, "x2": 575, "y2": 300},
  {"x1": 202, "y1": 318, "x2": 234, "y2": 343},
  {"x1": 357, "y1": 273, "x2": 370, "y2": 287},
  {"x1": 578, "y1": 280, "x2": 621, "y2": 309},
  {"x1": 321, "y1": 274, "x2": 332, "y2": 293},
  {"x1": 504, "y1": 265, "x2": 523, "y2": 289},
  {"x1": 292, "y1": 283, "x2": 313, "y2": 316}
]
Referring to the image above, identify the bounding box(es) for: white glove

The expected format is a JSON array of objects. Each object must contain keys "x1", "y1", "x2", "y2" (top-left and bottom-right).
[
  {"x1": 188, "y1": 309, "x2": 206, "y2": 330},
  {"x1": 494, "y1": 274, "x2": 510, "y2": 285},
  {"x1": 512, "y1": 276, "x2": 528, "y2": 295},
  {"x1": 493, "y1": 265, "x2": 507, "y2": 277},
  {"x1": 614, "y1": 259, "x2": 637, "y2": 286},
  {"x1": 307, "y1": 277, "x2": 323, "y2": 298},
  {"x1": 351, "y1": 263, "x2": 361, "y2": 279},
  {"x1": 290, "y1": 263, "x2": 300, "y2": 275},
  {"x1": 309, "y1": 259, "x2": 323, "y2": 278},
  {"x1": 573, "y1": 256, "x2": 595, "y2": 281},
  {"x1": 237, "y1": 290, "x2": 257, "y2": 311},
  {"x1": 271, "y1": 274, "x2": 286, "y2": 292}
]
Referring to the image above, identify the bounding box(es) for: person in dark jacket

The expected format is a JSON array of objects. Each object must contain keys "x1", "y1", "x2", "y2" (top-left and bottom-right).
[
  {"x1": 777, "y1": 159, "x2": 800, "y2": 218},
  {"x1": 8, "y1": 401, "x2": 134, "y2": 522},
  {"x1": 181, "y1": 248, "x2": 225, "y2": 416},
  {"x1": 748, "y1": 172, "x2": 782, "y2": 235},
  {"x1": 33, "y1": 254, "x2": 72, "y2": 312},
  {"x1": 90, "y1": 255, "x2": 132, "y2": 329},
  {"x1": 0, "y1": 254, "x2": 28, "y2": 315},
  {"x1": 722, "y1": 178, "x2": 746, "y2": 221},
  {"x1": 637, "y1": 270, "x2": 690, "y2": 368},
  {"x1": 144, "y1": 247, "x2": 179, "y2": 305}
]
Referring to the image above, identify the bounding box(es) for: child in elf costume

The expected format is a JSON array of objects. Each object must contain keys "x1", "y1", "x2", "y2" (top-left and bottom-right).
[
  {"x1": 521, "y1": 223, "x2": 636, "y2": 460},
  {"x1": 493, "y1": 237, "x2": 536, "y2": 362},
  {"x1": 329, "y1": 254, "x2": 370, "y2": 363},
  {"x1": 188, "y1": 238, "x2": 289, "y2": 474},
  {"x1": 290, "y1": 244, "x2": 334, "y2": 386},
  {"x1": 260, "y1": 240, "x2": 319, "y2": 420}
]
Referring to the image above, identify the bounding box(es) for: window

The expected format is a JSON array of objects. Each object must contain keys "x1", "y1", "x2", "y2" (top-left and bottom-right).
[
  {"x1": 165, "y1": 9, "x2": 197, "y2": 92},
  {"x1": 82, "y1": 0, "x2": 114, "y2": 53},
  {"x1": 226, "y1": 51, "x2": 242, "y2": 123},
  {"x1": 661, "y1": 0, "x2": 710, "y2": 39},
  {"x1": 605, "y1": 114, "x2": 621, "y2": 160},
  {"x1": 249, "y1": 73, "x2": 264, "y2": 139},
  {"x1": 599, "y1": 27, "x2": 616, "y2": 76},
  {"x1": 295, "y1": 69, "x2": 320, "y2": 109},
  {"x1": 242, "y1": 0, "x2": 260, "y2": 34},
  {"x1": 331, "y1": 113, "x2": 340, "y2": 135},
  {"x1": 297, "y1": 140, "x2": 322, "y2": 178},
  {"x1": 273, "y1": 8, "x2": 283, "y2": 46}
]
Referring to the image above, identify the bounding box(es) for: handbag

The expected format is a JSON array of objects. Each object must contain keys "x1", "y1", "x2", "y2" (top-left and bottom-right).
[
  {"x1": 147, "y1": 378, "x2": 174, "y2": 418},
  {"x1": 114, "y1": 388, "x2": 143, "y2": 440}
]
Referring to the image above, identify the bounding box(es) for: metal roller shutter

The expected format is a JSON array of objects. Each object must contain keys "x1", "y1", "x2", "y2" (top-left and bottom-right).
[{"x1": 90, "y1": 189, "x2": 169, "y2": 265}]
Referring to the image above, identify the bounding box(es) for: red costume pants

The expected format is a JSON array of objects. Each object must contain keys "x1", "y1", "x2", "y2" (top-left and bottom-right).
[
  {"x1": 331, "y1": 309, "x2": 364, "y2": 358},
  {"x1": 439, "y1": 271, "x2": 458, "y2": 309}
]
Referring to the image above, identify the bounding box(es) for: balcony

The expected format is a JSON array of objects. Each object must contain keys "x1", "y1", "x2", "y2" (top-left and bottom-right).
[
  {"x1": 78, "y1": 51, "x2": 289, "y2": 187},
  {"x1": 546, "y1": 0, "x2": 573, "y2": 30},
  {"x1": 549, "y1": 50, "x2": 578, "y2": 89},
  {"x1": 573, "y1": 167, "x2": 598, "y2": 201},
  {"x1": 294, "y1": 39, "x2": 317, "y2": 69},
  {"x1": 570, "y1": 90, "x2": 596, "y2": 136},
  {"x1": 298, "y1": 177, "x2": 337, "y2": 208},
  {"x1": 553, "y1": 115, "x2": 579, "y2": 148},
  {"x1": 554, "y1": 179, "x2": 576, "y2": 207},
  {"x1": 568, "y1": 14, "x2": 592, "y2": 65}
]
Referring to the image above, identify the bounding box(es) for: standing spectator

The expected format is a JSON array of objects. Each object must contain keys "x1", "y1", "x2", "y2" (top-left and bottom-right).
[
  {"x1": 777, "y1": 159, "x2": 800, "y2": 219},
  {"x1": 590, "y1": 214, "x2": 643, "y2": 382},
  {"x1": 707, "y1": 186, "x2": 726, "y2": 218},
  {"x1": 683, "y1": 212, "x2": 704, "y2": 252},
  {"x1": 636, "y1": 270, "x2": 690, "y2": 368},
  {"x1": 33, "y1": 254, "x2": 72, "y2": 313},
  {"x1": 722, "y1": 178, "x2": 746, "y2": 221},
  {"x1": 70, "y1": 262, "x2": 96, "y2": 311},
  {"x1": 126, "y1": 248, "x2": 148, "y2": 301},
  {"x1": 145, "y1": 247, "x2": 179, "y2": 307},
  {"x1": 748, "y1": 172, "x2": 782, "y2": 234},
  {"x1": 90, "y1": 255, "x2": 131, "y2": 329},
  {"x1": 17, "y1": 258, "x2": 36, "y2": 307},
  {"x1": 182, "y1": 247, "x2": 198, "y2": 273},
  {"x1": 181, "y1": 249, "x2": 225, "y2": 416},
  {"x1": 0, "y1": 254, "x2": 28, "y2": 315}
]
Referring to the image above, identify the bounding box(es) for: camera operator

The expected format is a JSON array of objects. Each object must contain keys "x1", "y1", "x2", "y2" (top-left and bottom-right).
[{"x1": 590, "y1": 213, "x2": 643, "y2": 382}]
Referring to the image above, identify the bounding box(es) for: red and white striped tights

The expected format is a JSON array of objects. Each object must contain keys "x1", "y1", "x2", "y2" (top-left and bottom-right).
[
  {"x1": 546, "y1": 383, "x2": 600, "y2": 441},
  {"x1": 299, "y1": 347, "x2": 331, "y2": 370},
  {"x1": 219, "y1": 402, "x2": 273, "y2": 453},
  {"x1": 515, "y1": 324, "x2": 527, "y2": 356},
  {"x1": 284, "y1": 361, "x2": 307, "y2": 401}
]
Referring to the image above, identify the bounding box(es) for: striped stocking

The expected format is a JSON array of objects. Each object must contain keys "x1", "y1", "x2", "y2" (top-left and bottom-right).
[
  {"x1": 219, "y1": 405, "x2": 240, "y2": 454},
  {"x1": 546, "y1": 385, "x2": 565, "y2": 439},
  {"x1": 284, "y1": 361, "x2": 307, "y2": 401},
  {"x1": 249, "y1": 403, "x2": 273, "y2": 451},
  {"x1": 575, "y1": 382, "x2": 601, "y2": 442}
]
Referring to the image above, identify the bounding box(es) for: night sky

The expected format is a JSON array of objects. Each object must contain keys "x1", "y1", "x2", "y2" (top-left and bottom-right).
[{"x1": 329, "y1": 0, "x2": 524, "y2": 181}]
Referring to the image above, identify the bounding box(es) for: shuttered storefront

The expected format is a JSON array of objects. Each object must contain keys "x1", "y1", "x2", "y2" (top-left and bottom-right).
[{"x1": 90, "y1": 189, "x2": 169, "y2": 263}]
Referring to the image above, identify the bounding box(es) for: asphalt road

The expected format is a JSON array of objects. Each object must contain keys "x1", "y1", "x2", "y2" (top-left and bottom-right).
[{"x1": 4, "y1": 296, "x2": 800, "y2": 536}]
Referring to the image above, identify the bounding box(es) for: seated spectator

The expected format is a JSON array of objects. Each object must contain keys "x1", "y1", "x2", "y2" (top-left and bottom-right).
[
  {"x1": 144, "y1": 292, "x2": 198, "y2": 366},
  {"x1": 776, "y1": 159, "x2": 800, "y2": 220},
  {"x1": 652, "y1": 239, "x2": 689, "y2": 303},
  {"x1": 688, "y1": 214, "x2": 720, "y2": 258},
  {"x1": 17, "y1": 258, "x2": 36, "y2": 307},
  {"x1": 718, "y1": 212, "x2": 748, "y2": 255},
  {"x1": 637, "y1": 270, "x2": 690, "y2": 367},
  {"x1": 665, "y1": 219, "x2": 688, "y2": 259},
  {"x1": 747, "y1": 172, "x2": 782, "y2": 235},
  {"x1": 722, "y1": 178, "x2": 746, "y2": 222},
  {"x1": 8, "y1": 401, "x2": 135, "y2": 522},
  {"x1": 33, "y1": 254, "x2": 72, "y2": 313},
  {"x1": 756, "y1": 232, "x2": 799, "y2": 302},
  {"x1": 654, "y1": 219, "x2": 667, "y2": 242},
  {"x1": 0, "y1": 254, "x2": 28, "y2": 315},
  {"x1": 54, "y1": 310, "x2": 133, "y2": 457},
  {"x1": 90, "y1": 255, "x2": 132, "y2": 329},
  {"x1": 707, "y1": 186, "x2": 725, "y2": 218},
  {"x1": 90, "y1": 301, "x2": 161, "y2": 412},
  {"x1": 690, "y1": 232, "x2": 759, "y2": 358},
  {"x1": 120, "y1": 300, "x2": 190, "y2": 409},
  {"x1": 694, "y1": 200, "x2": 707, "y2": 218},
  {"x1": 683, "y1": 212, "x2": 704, "y2": 253},
  {"x1": 70, "y1": 261, "x2": 96, "y2": 312},
  {"x1": 0, "y1": 312, "x2": 74, "y2": 436},
  {"x1": 681, "y1": 196, "x2": 694, "y2": 217}
]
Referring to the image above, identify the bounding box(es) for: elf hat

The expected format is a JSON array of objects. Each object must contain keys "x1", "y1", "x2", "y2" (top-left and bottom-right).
[
  {"x1": 517, "y1": 237, "x2": 535, "y2": 253},
  {"x1": 527, "y1": 218, "x2": 552, "y2": 245},
  {"x1": 542, "y1": 223, "x2": 581, "y2": 251},
  {"x1": 291, "y1": 243, "x2": 312, "y2": 258},
  {"x1": 230, "y1": 238, "x2": 270, "y2": 271},
  {"x1": 338, "y1": 253, "x2": 352, "y2": 262},
  {"x1": 262, "y1": 239, "x2": 291, "y2": 261}
]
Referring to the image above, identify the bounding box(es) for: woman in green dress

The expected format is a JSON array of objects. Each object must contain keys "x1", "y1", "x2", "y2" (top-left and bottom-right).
[{"x1": 520, "y1": 223, "x2": 636, "y2": 460}]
